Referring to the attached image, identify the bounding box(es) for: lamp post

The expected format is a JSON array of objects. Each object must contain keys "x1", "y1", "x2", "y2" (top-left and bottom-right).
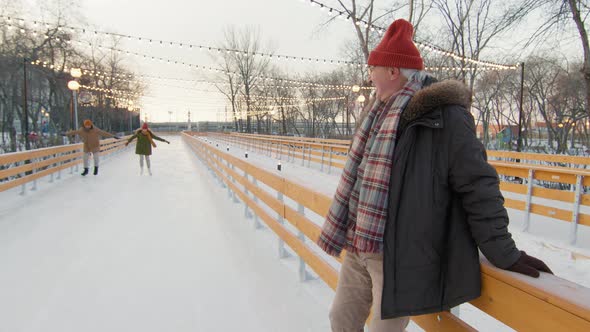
[
  {"x1": 39, "y1": 107, "x2": 46, "y2": 132},
  {"x1": 558, "y1": 122, "x2": 565, "y2": 151},
  {"x1": 357, "y1": 94, "x2": 366, "y2": 121},
  {"x1": 68, "y1": 80, "x2": 80, "y2": 130},
  {"x1": 517, "y1": 62, "x2": 525, "y2": 152},
  {"x1": 350, "y1": 85, "x2": 361, "y2": 135},
  {"x1": 128, "y1": 101, "x2": 134, "y2": 132},
  {"x1": 68, "y1": 68, "x2": 82, "y2": 130},
  {"x1": 23, "y1": 58, "x2": 30, "y2": 150}
]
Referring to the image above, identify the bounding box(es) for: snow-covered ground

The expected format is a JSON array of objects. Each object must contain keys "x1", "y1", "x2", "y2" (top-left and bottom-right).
[{"x1": 0, "y1": 135, "x2": 332, "y2": 332}]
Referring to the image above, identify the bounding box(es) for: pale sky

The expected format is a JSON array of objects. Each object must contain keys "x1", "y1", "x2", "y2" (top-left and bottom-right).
[
  {"x1": 49, "y1": 0, "x2": 357, "y2": 122},
  {"x1": 15, "y1": 0, "x2": 584, "y2": 122}
]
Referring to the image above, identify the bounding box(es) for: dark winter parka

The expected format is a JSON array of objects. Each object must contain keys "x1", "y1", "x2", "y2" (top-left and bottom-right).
[
  {"x1": 380, "y1": 78, "x2": 521, "y2": 319},
  {"x1": 127, "y1": 129, "x2": 167, "y2": 156}
]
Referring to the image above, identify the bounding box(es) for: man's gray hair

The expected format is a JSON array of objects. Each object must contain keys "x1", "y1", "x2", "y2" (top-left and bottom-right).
[{"x1": 400, "y1": 68, "x2": 419, "y2": 79}]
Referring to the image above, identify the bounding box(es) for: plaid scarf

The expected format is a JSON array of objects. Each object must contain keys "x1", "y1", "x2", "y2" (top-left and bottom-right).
[{"x1": 317, "y1": 72, "x2": 426, "y2": 256}]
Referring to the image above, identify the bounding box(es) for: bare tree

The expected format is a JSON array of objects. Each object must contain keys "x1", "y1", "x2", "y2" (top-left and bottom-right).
[
  {"x1": 0, "y1": 4, "x2": 142, "y2": 151},
  {"x1": 528, "y1": 0, "x2": 590, "y2": 118},
  {"x1": 431, "y1": 0, "x2": 537, "y2": 88},
  {"x1": 214, "y1": 51, "x2": 242, "y2": 132},
  {"x1": 327, "y1": 1, "x2": 432, "y2": 61},
  {"x1": 523, "y1": 57, "x2": 569, "y2": 152},
  {"x1": 262, "y1": 67, "x2": 299, "y2": 135},
  {"x1": 219, "y1": 26, "x2": 270, "y2": 133}
]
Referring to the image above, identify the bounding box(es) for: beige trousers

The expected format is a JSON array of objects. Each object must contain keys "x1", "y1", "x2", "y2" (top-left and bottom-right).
[
  {"x1": 83, "y1": 152, "x2": 99, "y2": 168},
  {"x1": 330, "y1": 252, "x2": 410, "y2": 332}
]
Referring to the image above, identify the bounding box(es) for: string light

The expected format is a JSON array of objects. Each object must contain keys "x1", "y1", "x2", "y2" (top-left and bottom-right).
[
  {"x1": 16, "y1": 17, "x2": 512, "y2": 92},
  {"x1": 32, "y1": 47, "x2": 372, "y2": 99},
  {"x1": 30, "y1": 59, "x2": 137, "y2": 81},
  {"x1": 79, "y1": 84, "x2": 142, "y2": 97},
  {"x1": 239, "y1": 96, "x2": 346, "y2": 102},
  {"x1": 247, "y1": 99, "x2": 341, "y2": 110},
  {"x1": 67, "y1": 40, "x2": 372, "y2": 88},
  {"x1": 0, "y1": 15, "x2": 362, "y2": 68},
  {"x1": 297, "y1": 0, "x2": 518, "y2": 70},
  {"x1": 31, "y1": 58, "x2": 357, "y2": 97}
]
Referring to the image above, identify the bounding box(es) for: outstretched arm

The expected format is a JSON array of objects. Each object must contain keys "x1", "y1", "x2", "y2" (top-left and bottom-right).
[
  {"x1": 151, "y1": 132, "x2": 170, "y2": 144},
  {"x1": 125, "y1": 133, "x2": 138, "y2": 145},
  {"x1": 97, "y1": 129, "x2": 115, "y2": 138},
  {"x1": 65, "y1": 129, "x2": 81, "y2": 136}
]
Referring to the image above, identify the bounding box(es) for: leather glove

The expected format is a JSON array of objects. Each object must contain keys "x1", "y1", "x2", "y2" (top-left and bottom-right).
[{"x1": 507, "y1": 251, "x2": 553, "y2": 278}]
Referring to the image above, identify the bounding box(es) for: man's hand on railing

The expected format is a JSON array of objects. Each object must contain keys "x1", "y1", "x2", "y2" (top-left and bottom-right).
[{"x1": 507, "y1": 251, "x2": 553, "y2": 278}]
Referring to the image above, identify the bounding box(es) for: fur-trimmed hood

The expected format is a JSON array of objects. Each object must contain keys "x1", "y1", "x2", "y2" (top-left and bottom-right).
[
  {"x1": 403, "y1": 79, "x2": 472, "y2": 123},
  {"x1": 355, "y1": 79, "x2": 472, "y2": 131}
]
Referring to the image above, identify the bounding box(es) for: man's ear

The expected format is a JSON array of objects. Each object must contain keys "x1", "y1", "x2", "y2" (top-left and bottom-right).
[{"x1": 388, "y1": 67, "x2": 400, "y2": 81}]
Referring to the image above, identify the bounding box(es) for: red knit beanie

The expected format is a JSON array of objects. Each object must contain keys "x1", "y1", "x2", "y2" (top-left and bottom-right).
[
  {"x1": 368, "y1": 19, "x2": 423, "y2": 70},
  {"x1": 83, "y1": 119, "x2": 93, "y2": 127},
  {"x1": 142, "y1": 123, "x2": 148, "y2": 130}
]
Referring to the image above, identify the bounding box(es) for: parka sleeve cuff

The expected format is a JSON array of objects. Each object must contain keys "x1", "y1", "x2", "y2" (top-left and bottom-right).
[{"x1": 488, "y1": 247, "x2": 521, "y2": 270}]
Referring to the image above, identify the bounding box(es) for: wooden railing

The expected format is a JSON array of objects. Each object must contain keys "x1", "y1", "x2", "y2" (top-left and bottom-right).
[
  {"x1": 183, "y1": 132, "x2": 590, "y2": 332},
  {"x1": 205, "y1": 132, "x2": 590, "y2": 245},
  {"x1": 210, "y1": 132, "x2": 349, "y2": 171},
  {"x1": 487, "y1": 150, "x2": 590, "y2": 169},
  {"x1": 220, "y1": 132, "x2": 590, "y2": 169},
  {"x1": 0, "y1": 137, "x2": 128, "y2": 193}
]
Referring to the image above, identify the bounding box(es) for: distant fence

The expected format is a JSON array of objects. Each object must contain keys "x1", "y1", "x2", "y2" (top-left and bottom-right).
[
  {"x1": 205, "y1": 132, "x2": 590, "y2": 245},
  {"x1": 183, "y1": 132, "x2": 590, "y2": 332},
  {"x1": 486, "y1": 150, "x2": 590, "y2": 169},
  {"x1": 0, "y1": 137, "x2": 128, "y2": 193}
]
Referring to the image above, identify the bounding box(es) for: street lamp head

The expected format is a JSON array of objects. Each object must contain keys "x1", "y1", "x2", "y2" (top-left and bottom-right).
[
  {"x1": 70, "y1": 68, "x2": 82, "y2": 78},
  {"x1": 357, "y1": 95, "x2": 366, "y2": 103},
  {"x1": 351, "y1": 85, "x2": 361, "y2": 93},
  {"x1": 67, "y1": 80, "x2": 80, "y2": 91}
]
